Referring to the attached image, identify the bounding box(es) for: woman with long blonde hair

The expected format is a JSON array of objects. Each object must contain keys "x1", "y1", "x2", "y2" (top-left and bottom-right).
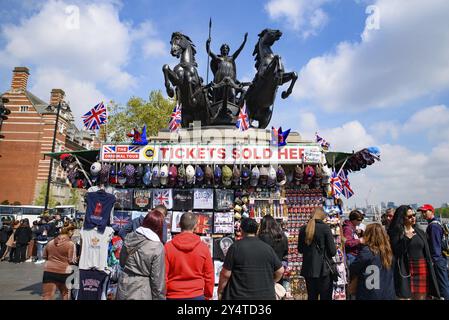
[
  {"x1": 298, "y1": 207, "x2": 336, "y2": 300},
  {"x1": 349, "y1": 223, "x2": 396, "y2": 300}
]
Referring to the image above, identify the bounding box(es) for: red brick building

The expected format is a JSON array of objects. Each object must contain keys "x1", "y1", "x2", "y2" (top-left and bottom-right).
[{"x1": 0, "y1": 67, "x2": 99, "y2": 205}]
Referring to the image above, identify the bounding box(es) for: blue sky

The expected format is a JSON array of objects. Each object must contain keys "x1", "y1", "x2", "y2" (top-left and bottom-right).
[{"x1": 1, "y1": 0, "x2": 449, "y2": 207}]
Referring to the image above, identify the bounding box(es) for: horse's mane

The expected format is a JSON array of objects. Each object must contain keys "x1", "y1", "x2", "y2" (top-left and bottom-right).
[
  {"x1": 172, "y1": 32, "x2": 197, "y2": 65},
  {"x1": 253, "y1": 29, "x2": 268, "y2": 70}
]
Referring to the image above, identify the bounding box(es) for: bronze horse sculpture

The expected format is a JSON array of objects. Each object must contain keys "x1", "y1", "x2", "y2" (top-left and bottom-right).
[
  {"x1": 244, "y1": 29, "x2": 297, "y2": 129},
  {"x1": 162, "y1": 32, "x2": 209, "y2": 127}
]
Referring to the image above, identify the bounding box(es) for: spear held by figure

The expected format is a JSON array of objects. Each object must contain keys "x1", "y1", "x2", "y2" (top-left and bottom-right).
[{"x1": 206, "y1": 17, "x2": 212, "y2": 85}]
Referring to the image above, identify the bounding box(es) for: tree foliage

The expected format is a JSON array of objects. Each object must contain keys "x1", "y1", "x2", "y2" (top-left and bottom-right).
[
  {"x1": 106, "y1": 90, "x2": 176, "y2": 143},
  {"x1": 65, "y1": 188, "x2": 81, "y2": 206},
  {"x1": 435, "y1": 207, "x2": 449, "y2": 219},
  {"x1": 34, "y1": 183, "x2": 57, "y2": 208}
]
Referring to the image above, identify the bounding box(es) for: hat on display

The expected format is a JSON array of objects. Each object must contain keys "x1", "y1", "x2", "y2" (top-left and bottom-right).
[
  {"x1": 100, "y1": 163, "x2": 111, "y2": 184},
  {"x1": 143, "y1": 169, "x2": 152, "y2": 186},
  {"x1": 186, "y1": 165, "x2": 195, "y2": 184},
  {"x1": 205, "y1": 165, "x2": 213, "y2": 185},
  {"x1": 276, "y1": 165, "x2": 286, "y2": 186},
  {"x1": 136, "y1": 165, "x2": 144, "y2": 179},
  {"x1": 241, "y1": 166, "x2": 251, "y2": 182},
  {"x1": 168, "y1": 164, "x2": 178, "y2": 187},
  {"x1": 177, "y1": 165, "x2": 186, "y2": 186},
  {"x1": 109, "y1": 166, "x2": 118, "y2": 184},
  {"x1": 242, "y1": 212, "x2": 249, "y2": 219},
  {"x1": 76, "y1": 178, "x2": 84, "y2": 189},
  {"x1": 294, "y1": 165, "x2": 304, "y2": 182},
  {"x1": 234, "y1": 212, "x2": 242, "y2": 220},
  {"x1": 160, "y1": 164, "x2": 169, "y2": 186},
  {"x1": 232, "y1": 165, "x2": 241, "y2": 185},
  {"x1": 305, "y1": 165, "x2": 315, "y2": 178},
  {"x1": 267, "y1": 165, "x2": 277, "y2": 187},
  {"x1": 195, "y1": 166, "x2": 204, "y2": 184},
  {"x1": 259, "y1": 166, "x2": 268, "y2": 186},
  {"x1": 90, "y1": 162, "x2": 101, "y2": 176},
  {"x1": 59, "y1": 153, "x2": 71, "y2": 161},
  {"x1": 222, "y1": 165, "x2": 232, "y2": 187},
  {"x1": 214, "y1": 165, "x2": 222, "y2": 185},
  {"x1": 152, "y1": 165, "x2": 160, "y2": 187},
  {"x1": 125, "y1": 164, "x2": 136, "y2": 186},
  {"x1": 418, "y1": 204, "x2": 434, "y2": 213},
  {"x1": 250, "y1": 166, "x2": 260, "y2": 187}
]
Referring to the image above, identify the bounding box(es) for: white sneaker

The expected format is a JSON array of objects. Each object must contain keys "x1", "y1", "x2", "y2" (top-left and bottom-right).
[
  {"x1": 25, "y1": 258, "x2": 33, "y2": 263},
  {"x1": 34, "y1": 260, "x2": 45, "y2": 264}
]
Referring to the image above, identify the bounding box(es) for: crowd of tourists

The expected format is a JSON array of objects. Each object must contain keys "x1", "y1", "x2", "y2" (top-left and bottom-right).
[{"x1": 1, "y1": 203, "x2": 448, "y2": 301}]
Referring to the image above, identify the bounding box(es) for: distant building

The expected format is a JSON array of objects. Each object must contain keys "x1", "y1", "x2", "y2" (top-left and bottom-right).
[
  {"x1": 381, "y1": 202, "x2": 386, "y2": 209},
  {"x1": 387, "y1": 202, "x2": 396, "y2": 209},
  {"x1": 441, "y1": 203, "x2": 449, "y2": 208},
  {"x1": 0, "y1": 67, "x2": 100, "y2": 206},
  {"x1": 410, "y1": 203, "x2": 418, "y2": 210}
]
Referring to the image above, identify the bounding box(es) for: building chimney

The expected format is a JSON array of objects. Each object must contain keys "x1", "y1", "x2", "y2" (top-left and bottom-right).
[
  {"x1": 11, "y1": 67, "x2": 30, "y2": 91},
  {"x1": 50, "y1": 89, "x2": 65, "y2": 106}
]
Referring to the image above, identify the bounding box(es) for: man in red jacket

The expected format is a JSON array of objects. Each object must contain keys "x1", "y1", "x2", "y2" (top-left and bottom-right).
[{"x1": 165, "y1": 212, "x2": 214, "y2": 300}]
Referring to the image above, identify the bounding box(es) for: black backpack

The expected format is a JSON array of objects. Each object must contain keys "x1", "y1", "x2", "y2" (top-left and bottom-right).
[{"x1": 430, "y1": 220, "x2": 449, "y2": 257}]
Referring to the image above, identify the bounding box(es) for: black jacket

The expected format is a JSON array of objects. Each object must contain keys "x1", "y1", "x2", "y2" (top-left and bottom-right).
[
  {"x1": 0, "y1": 225, "x2": 12, "y2": 243},
  {"x1": 298, "y1": 220, "x2": 336, "y2": 278},
  {"x1": 389, "y1": 227, "x2": 440, "y2": 299},
  {"x1": 259, "y1": 233, "x2": 288, "y2": 262},
  {"x1": 14, "y1": 226, "x2": 32, "y2": 245}
]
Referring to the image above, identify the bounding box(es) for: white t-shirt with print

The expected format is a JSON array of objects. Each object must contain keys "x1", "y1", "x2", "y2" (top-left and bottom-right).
[{"x1": 79, "y1": 226, "x2": 114, "y2": 272}]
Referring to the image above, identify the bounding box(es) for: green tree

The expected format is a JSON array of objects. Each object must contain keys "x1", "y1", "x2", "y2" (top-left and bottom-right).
[
  {"x1": 435, "y1": 207, "x2": 449, "y2": 219},
  {"x1": 106, "y1": 90, "x2": 175, "y2": 143},
  {"x1": 34, "y1": 183, "x2": 57, "y2": 208},
  {"x1": 65, "y1": 188, "x2": 81, "y2": 206}
]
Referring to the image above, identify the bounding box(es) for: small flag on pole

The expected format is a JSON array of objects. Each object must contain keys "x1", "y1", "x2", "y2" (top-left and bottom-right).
[
  {"x1": 236, "y1": 105, "x2": 250, "y2": 131},
  {"x1": 330, "y1": 170, "x2": 342, "y2": 198},
  {"x1": 169, "y1": 104, "x2": 182, "y2": 132},
  {"x1": 316, "y1": 132, "x2": 330, "y2": 150},
  {"x1": 82, "y1": 102, "x2": 107, "y2": 131},
  {"x1": 271, "y1": 127, "x2": 290, "y2": 147},
  {"x1": 338, "y1": 169, "x2": 354, "y2": 199}
]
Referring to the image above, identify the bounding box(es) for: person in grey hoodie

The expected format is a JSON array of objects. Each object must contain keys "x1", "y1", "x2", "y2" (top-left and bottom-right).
[{"x1": 116, "y1": 210, "x2": 165, "y2": 300}]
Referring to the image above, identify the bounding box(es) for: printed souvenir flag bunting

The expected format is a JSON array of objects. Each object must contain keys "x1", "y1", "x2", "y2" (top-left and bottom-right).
[
  {"x1": 82, "y1": 102, "x2": 107, "y2": 130},
  {"x1": 338, "y1": 169, "x2": 354, "y2": 199},
  {"x1": 316, "y1": 132, "x2": 330, "y2": 149},
  {"x1": 169, "y1": 104, "x2": 182, "y2": 132},
  {"x1": 271, "y1": 127, "x2": 290, "y2": 147},
  {"x1": 235, "y1": 105, "x2": 250, "y2": 131},
  {"x1": 127, "y1": 125, "x2": 148, "y2": 145},
  {"x1": 330, "y1": 171, "x2": 342, "y2": 198}
]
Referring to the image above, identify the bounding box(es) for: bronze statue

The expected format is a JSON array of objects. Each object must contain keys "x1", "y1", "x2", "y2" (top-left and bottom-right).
[
  {"x1": 244, "y1": 29, "x2": 297, "y2": 128},
  {"x1": 162, "y1": 32, "x2": 209, "y2": 127}
]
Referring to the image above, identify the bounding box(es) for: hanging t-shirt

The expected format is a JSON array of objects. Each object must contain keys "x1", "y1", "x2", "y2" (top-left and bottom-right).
[
  {"x1": 77, "y1": 269, "x2": 109, "y2": 300},
  {"x1": 79, "y1": 227, "x2": 114, "y2": 272},
  {"x1": 85, "y1": 191, "x2": 116, "y2": 232}
]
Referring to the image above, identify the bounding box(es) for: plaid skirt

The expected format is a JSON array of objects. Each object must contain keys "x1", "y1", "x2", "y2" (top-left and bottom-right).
[{"x1": 409, "y1": 258, "x2": 429, "y2": 295}]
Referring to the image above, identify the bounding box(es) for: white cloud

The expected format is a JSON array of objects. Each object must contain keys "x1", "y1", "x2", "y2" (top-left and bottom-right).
[
  {"x1": 294, "y1": 0, "x2": 449, "y2": 111},
  {"x1": 142, "y1": 40, "x2": 168, "y2": 58},
  {"x1": 0, "y1": 0, "x2": 163, "y2": 124},
  {"x1": 370, "y1": 120, "x2": 400, "y2": 141},
  {"x1": 321, "y1": 120, "x2": 375, "y2": 152},
  {"x1": 265, "y1": 0, "x2": 331, "y2": 39},
  {"x1": 403, "y1": 105, "x2": 449, "y2": 132}
]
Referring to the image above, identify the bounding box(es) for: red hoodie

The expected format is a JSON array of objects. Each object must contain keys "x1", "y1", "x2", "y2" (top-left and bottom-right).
[{"x1": 165, "y1": 232, "x2": 214, "y2": 299}]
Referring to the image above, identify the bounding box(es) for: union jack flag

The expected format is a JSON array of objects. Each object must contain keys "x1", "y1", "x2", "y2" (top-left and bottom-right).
[
  {"x1": 169, "y1": 104, "x2": 182, "y2": 132},
  {"x1": 103, "y1": 145, "x2": 116, "y2": 153},
  {"x1": 153, "y1": 189, "x2": 172, "y2": 209},
  {"x1": 316, "y1": 132, "x2": 330, "y2": 150},
  {"x1": 82, "y1": 102, "x2": 107, "y2": 131},
  {"x1": 330, "y1": 170, "x2": 342, "y2": 198},
  {"x1": 236, "y1": 105, "x2": 250, "y2": 131},
  {"x1": 338, "y1": 169, "x2": 354, "y2": 199},
  {"x1": 128, "y1": 146, "x2": 141, "y2": 153},
  {"x1": 112, "y1": 211, "x2": 131, "y2": 229}
]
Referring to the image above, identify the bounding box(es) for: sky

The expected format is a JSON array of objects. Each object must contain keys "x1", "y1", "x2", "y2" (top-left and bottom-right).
[{"x1": 1, "y1": 0, "x2": 448, "y2": 207}]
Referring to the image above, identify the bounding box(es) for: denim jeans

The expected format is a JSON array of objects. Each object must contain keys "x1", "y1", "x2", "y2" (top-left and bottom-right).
[
  {"x1": 433, "y1": 257, "x2": 449, "y2": 300},
  {"x1": 36, "y1": 242, "x2": 46, "y2": 260}
]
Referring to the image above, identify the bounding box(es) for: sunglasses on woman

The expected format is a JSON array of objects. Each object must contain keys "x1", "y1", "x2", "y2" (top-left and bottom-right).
[{"x1": 406, "y1": 214, "x2": 416, "y2": 219}]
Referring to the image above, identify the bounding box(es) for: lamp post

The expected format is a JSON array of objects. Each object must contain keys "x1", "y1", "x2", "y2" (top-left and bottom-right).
[{"x1": 44, "y1": 101, "x2": 62, "y2": 212}]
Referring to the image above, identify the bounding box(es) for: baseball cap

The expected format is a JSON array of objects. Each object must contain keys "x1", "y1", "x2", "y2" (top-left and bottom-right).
[
  {"x1": 204, "y1": 165, "x2": 213, "y2": 185},
  {"x1": 232, "y1": 165, "x2": 241, "y2": 185},
  {"x1": 276, "y1": 165, "x2": 286, "y2": 186},
  {"x1": 100, "y1": 163, "x2": 111, "y2": 184},
  {"x1": 168, "y1": 164, "x2": 177, "y2": 186},
  {"x1": 177, "y1": 165, "x2": 186, "y2": 186},
  {"x1": 259, "y1": 166, "x2": 268, "y2": 186},
  {"x1": 152, "y1": 165, "x2": 160, "y2": 187},
  {"x1": 418, "y1": 204, "x2": 434, "y2": 213},
  {"x1": 294, "y1": 165, "x2": 303, "y2": 181},
  {"x1": 195, "y1": 166, "x2": 204, "y2": 184},
  {"x1": 241, "y1": 166, "x2": 250, "y2": 182},
  {"x1": 250, "y1": 166, "x2": 260, "y2": 187},
  {"x1": 267, "y1": 165, "x2": 277, "y2": 187},
  {"x1": 214, "y1": 165, "x2": 222, "y2": 185},
  {"x1": 160, "y1": 164, "x2": 169, "y2": 186},
  {"x1": 143, "y1": 169, "x2": 152, "y2": 186},
  {"x1": 222, "y1": 165, "x2": 232, "y2": 186},
  {"x1": 90, "y1": 162, "x2": 101, "y2": 176},
  {"x1": 186, "y1": 165, "x2": 195, "y2": 184}
]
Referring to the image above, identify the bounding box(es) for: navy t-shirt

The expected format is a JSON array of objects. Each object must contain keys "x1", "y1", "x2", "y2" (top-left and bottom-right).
[
  {"x1": 223, "y1": 237, "x2": 282, "y2": 300},
  {"x1": 85, "y1": 191, "x2": 116, "y2": 233}
]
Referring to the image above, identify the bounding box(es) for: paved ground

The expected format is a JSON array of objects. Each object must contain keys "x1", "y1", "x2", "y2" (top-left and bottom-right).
[{"x1": 0, "y1": 261, "x2": 44, "y2": 300}]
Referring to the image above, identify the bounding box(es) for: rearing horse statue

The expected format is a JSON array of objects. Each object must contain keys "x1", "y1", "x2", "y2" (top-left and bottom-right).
[
  {"x1": 244, "y1": 29, "x2": 297, "y2": 129},
  {"x1": 162, "y1": 32, "x2": 209, "y2": 127}
]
